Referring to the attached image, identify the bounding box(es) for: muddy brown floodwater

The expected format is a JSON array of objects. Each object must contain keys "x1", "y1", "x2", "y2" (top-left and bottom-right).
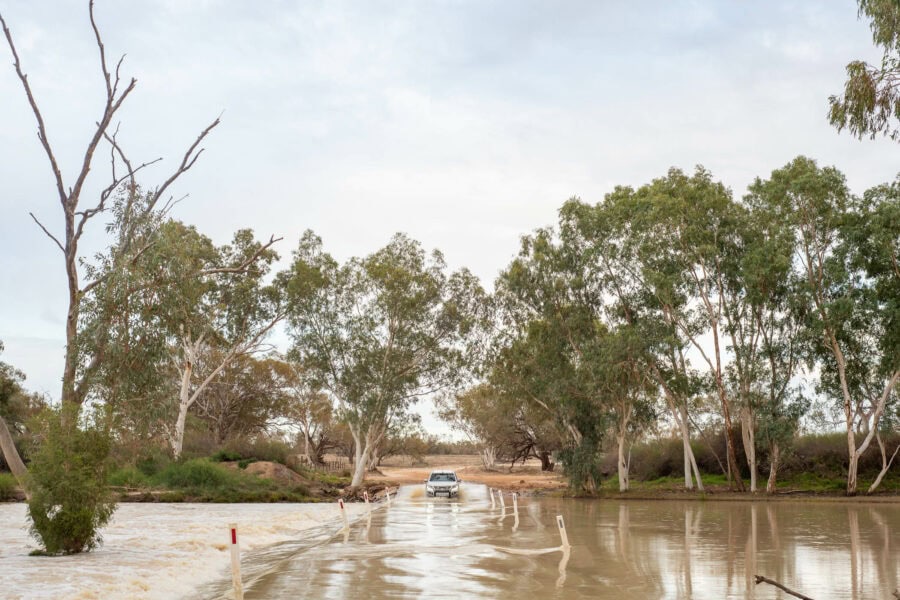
[{"x1": 200, "y1": 484, "x2": 899, "y2": 599}]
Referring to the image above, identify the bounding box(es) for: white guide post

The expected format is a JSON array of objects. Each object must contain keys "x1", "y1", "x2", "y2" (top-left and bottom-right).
[
  {"x1": 489, "y1": 488, "x2": 496, "y2": 509},
  {"x1": 499, "y1": 491, "x2": 506, "y2": 508},
  {"x1": 556, "y1": 515, "x2": 570, "y2": 549},
  {"x1": 385, "y1": 487, "x2": 392, "y2": 506},
  {"x1": 229, "y1": 523, "x2": 244, "y2": 600},
  {"x1": 364, "y1": 490, "x2": 370, "y2": 507},
  {"x1": 339, "y1": 498, "x2": 349, "y2": 531},
  {"x1": 512, "y1": 492, "x2": 520, "y2": 531}
]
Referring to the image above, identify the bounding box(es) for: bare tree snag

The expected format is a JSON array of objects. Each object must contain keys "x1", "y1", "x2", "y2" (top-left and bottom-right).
[
  {"x1": 0, "y1": 2, "x2": 219, "y2": 411},
  {"x1": 754, "y1": 575, "x2": 814, "y2": 600},
  {"x1": 0, "y1": 2, "x2": 219, "y2": 480}
]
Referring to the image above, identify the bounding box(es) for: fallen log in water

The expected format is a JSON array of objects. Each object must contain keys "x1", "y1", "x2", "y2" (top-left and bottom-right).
[{"x1": 754, "y1": 575, "x2": 814, "y2": 600}]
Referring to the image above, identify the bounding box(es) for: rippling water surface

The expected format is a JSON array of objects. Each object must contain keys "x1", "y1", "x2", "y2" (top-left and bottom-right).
[
  {"x1": 211, "y1": 485, "x2": 900, "y2": 599},
  {"x1": 2, "y1": 487, "x2": 897, "y2": 599}
]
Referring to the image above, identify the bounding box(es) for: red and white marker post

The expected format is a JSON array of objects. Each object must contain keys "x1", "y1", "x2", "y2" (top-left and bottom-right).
[
  {"x1": 338, "y1": 498, "x2": 349, "y2": 531},
  {"x1": 228, "y1": 523, "x2": 244, "y2": 600}
]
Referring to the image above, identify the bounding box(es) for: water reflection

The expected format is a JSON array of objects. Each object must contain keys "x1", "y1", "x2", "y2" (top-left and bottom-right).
[{"x1": 223, "y1": 487, "x2": 900, "y2": 599}]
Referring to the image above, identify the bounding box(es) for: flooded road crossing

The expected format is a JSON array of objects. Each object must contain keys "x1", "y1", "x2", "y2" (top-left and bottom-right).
[{"x1": 207, "y1": 485, "x2": 900, "y2": 599}]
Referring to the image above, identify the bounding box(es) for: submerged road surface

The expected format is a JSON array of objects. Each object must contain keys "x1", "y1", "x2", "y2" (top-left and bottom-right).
[{"x1": 203, "y1": 484, "x2": 900, "y2": 599}]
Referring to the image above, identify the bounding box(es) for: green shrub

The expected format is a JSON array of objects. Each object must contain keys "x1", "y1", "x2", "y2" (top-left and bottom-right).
[
  {"x1": 237, "y1": 458, "x2": 257, "y2": 469},
  {"x1": 0, "y1": 472, "x2": 17, "y2": 500},
  {"x1": 220, "y1": 436, "x2": 293, "y2": 465},
  {"x1": 211, "y1": 450, "x2": 242, "y2": 462},
  {"x1": 135, "y1": 451, "x2": 171, "y2": 477},
  {"x1": 154, "y1": 459, "x2": 237, "y2": 489},
  {"x1": 108, "y1": 467, "x2": 150, "y2": 488},
  {"x1": 27, "y1": 408, "x2": 116, "y2": 555}
]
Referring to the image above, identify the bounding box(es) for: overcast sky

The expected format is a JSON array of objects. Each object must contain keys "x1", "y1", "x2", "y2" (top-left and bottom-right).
[{"x1": 0, "y1": 1, "x2": 897, "y2": 435}]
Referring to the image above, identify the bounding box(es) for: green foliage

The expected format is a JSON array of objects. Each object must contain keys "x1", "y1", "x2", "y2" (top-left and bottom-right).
[
  {"x1": 147, "y1": 458, "x2": 313, "y2": 502},
  {"x1": 0, "y1": 472, "x2": 17, "y2": 500},
  {"x1": 155, "y1": 459, "x2": 236, "y2": 489},
  {"x1": 558, "y1": 439, "x2": 604, "y2": 492},
  {"x1": 27, "y1": 408, "x2": 116, "y2": 555},
  {"x1": 107, "y1": 467, "x2": 150, "y2": 488},
  {"x1": 829, "y1": 0, "x2": 900, "y2": 140},
  {"x1": 282, "y1": 230, "x2": 488, "y2": 485},
  {"x1": 211, "y1": 450, "x2": 242, "y2": 462}
]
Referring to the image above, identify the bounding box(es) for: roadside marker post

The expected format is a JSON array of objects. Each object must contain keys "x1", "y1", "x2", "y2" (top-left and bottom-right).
[
  {"x1": 512, "y1": 492, "x2": 520, "y2": 531},
  {"x1": 364, "y1": 490, "x2": 370, "y2": 506},
  {"x1": 489, "y1": 488, "x2": 496, "y2": 509},
  {"x1": 385, "y1": 487, "x2": 392, "y2": 506},
  {"x1": 556, "y1": 515, "x2": 570, "y2": 549},
  {"x1": 339, "y1": 498, "x2": 349, "y2": 531},
  {"x1": 499, "y1": 491, "x2": 506, "y2": 509},
  {"x1": 228, "y1": 523, "x2": 244, "y2": 600}
]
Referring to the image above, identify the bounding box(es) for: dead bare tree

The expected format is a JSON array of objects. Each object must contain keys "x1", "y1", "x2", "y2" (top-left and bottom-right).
[{"x1": 0, "y1": 1, "x2": 219, "y2": 489}]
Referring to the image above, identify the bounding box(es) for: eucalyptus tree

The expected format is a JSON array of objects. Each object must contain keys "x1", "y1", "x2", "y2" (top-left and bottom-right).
[
  {"x1": 87, "y1": 220, "x2": 284, "y2": 458},
  {"x1": 192, "y1": 354, "x2": 293, "y2": 444},
  {"x1": 440, "y1": 384, "x2": 561, "y2": 471},
  {"x1": 734, "y1": 190, "x2": 805, "y2": 492},
  {"x1": 283, "y1": 363, "x2": 339, "y2": 466},
  {"x1": 0, "y1": 1, "x2": 218, "y2": 498},
  {"x1": 748, "y1": 157, "x2": 899, "y2": 495},
  {"x1": 282, "y1": 231, "x2": 486, "y2": 487},
  {"x1": 559, "y1": 198, "x2": 706, "y2": 491},
  {"x1": 607, "y1": 169, "x2": 748, "y2": 490},
  {"x1": 829, "y1": 0, "x2": 900, "y2": 140},
  {"x1": 495, "y1": 226, "x2": 656, "y2": 490}
]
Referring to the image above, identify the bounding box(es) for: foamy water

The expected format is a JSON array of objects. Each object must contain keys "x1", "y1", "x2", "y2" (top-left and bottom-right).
[{"x1": 0, "y1": 502, "x2": 367, "y2": 599}]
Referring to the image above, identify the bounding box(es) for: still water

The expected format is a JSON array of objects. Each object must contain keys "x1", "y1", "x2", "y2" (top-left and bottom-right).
[{"x1": 205, "y1": 485, "x2": 900, "y2": 599}]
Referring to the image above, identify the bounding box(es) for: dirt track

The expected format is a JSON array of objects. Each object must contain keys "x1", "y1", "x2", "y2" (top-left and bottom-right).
[{"x1": 368, "y1": 454, "x2": 567, "y2": 493}]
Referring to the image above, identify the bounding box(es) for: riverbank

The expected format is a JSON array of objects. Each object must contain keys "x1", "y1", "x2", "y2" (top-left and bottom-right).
[{"x1": 372, "y1": 454, "x2": 900, "y2": 502}]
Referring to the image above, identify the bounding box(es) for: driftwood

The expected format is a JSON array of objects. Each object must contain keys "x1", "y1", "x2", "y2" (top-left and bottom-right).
[{"x1": 754, "y1": 575, "x2": 814, "y2": 600}]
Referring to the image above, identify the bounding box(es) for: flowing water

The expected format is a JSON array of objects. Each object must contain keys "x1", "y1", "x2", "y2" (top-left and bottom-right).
[
  {"x1": 1, "y1": 486, "x2": 898, "y2": 599},
  {"x1": 207, "y1": 485, "x2": 899, "y2": 599}
]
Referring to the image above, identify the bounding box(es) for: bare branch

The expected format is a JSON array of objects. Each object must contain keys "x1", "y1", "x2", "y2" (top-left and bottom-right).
[
  {"x1": 29, "y1": 212, "x2": 65, "y2": 253},
  {"x1": 152, "y1": 116, "x2": 221, "y2": 210},
  {"x1": 753, "y1": 575, "x2": 814, "y2": 600},
  {"x1": 0, "y1": 11, "x2": 67, "y2": 207},
  {"x1": 88, "y1": 0, "x2": 112, "y2": 99},
  {"x1": 200, "y1": 235, "x2": 283, "y2": 276}
]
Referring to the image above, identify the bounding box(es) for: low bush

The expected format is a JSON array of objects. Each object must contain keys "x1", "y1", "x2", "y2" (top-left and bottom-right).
[
  {"x1": 108, "y1": 467, "x2": 150, "y2": 488},
  {"x1": 211, "y1": 450, "x2": 242, "y2": 463},
  {"x1": 154, "y1": 459, "x2": 238, "y2": 489},
  {"x1": 27, "y1": 408, "x2": 116, "y2": 555},
  {"x1": 0, "y1": 472, "x2": 17, "y2": 500}
]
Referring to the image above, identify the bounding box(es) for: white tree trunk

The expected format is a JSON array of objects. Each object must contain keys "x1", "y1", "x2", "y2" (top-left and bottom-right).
[
  {"x1": 616, "y1": 431, "x2": 630, "y2": 492},
  {"x1": 171, "y1": 351, "x2": 194, "y2": 460},
  {"x1": 867, "y1": 433, "x2": 900, "y2": 494},
  {"x1": 740, "y1": 406, "x2": 757, "y2": 493},
  {"x1": 766, "y1": 442, "x2": 780, "y2": 494},
  {"x1": 677, "y1": 404, "x2": 704, "y2": 491},
  {"x1": 481, "y1": 444, "x2": 497, "y2": 470},
  {"x1": 616, "y1": 403, "x2": 632, "y2": 492},
  {"x1": 350, "y1": 426, "x2": 379, "y2": 488}
]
